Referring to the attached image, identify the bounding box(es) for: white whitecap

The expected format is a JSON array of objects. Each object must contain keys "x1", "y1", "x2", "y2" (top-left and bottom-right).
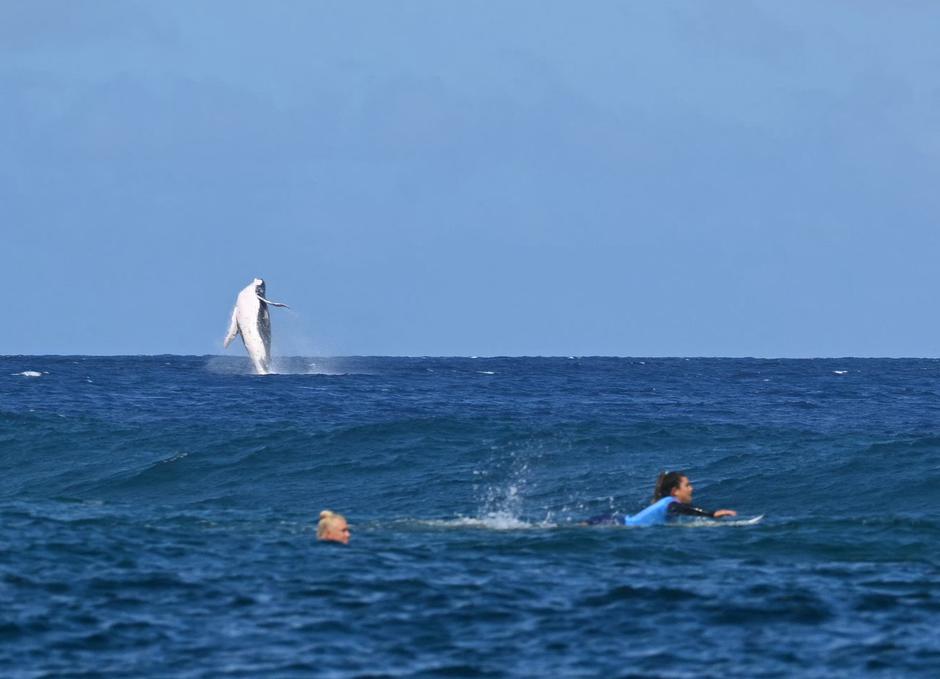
[
  {"x1": 417, "y1": 513, "x2": 553, "y2": 530},
  {"x1": 833, "y1": 370, "x2": 848, "y2": 375}
]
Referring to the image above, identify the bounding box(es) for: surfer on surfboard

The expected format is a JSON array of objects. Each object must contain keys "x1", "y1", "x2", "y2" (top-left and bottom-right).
[{"x1": 585, "y1": 470, "x2": 738, "y2": 526}]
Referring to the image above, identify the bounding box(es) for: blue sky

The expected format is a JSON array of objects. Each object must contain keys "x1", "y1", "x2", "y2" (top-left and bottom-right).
[{"x1": 3, "y1": 2, "x2": 939, "y2": 357}]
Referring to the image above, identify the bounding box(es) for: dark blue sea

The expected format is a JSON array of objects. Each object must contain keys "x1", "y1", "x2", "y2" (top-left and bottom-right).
[{"x1": 2, "y1": 356, "x2": 939, "y2": 677}]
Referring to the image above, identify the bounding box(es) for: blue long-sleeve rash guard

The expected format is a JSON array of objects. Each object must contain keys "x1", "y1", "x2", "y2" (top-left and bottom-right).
[
  {"x1": 585, "y1": 497, "x2": 718, "y2": 527},
  {"x1": 624, "y1": 496, "x2": 721, "y2": 526}
]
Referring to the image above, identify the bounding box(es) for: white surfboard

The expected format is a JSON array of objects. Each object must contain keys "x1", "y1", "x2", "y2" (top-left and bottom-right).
[{"x1": 676, "y1": 514, "x2": 765, "y2": 528}]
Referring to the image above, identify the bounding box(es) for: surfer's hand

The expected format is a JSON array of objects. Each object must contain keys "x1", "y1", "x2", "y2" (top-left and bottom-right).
[{"x1": 713, "y1": 509, "x2": 737, "y2": 518}]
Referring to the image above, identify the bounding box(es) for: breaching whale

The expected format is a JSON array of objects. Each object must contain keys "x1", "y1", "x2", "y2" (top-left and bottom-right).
[{"x1": 223, "y1": 278, "x2": 289, "y2": 375}]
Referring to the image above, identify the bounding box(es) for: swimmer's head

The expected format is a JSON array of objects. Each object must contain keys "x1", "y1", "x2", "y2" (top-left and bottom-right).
[
  {"x1": 317, "y1": 509, "x2": 350, "y2": 545},
  {"x1": 653, "y1": 471, "x2": 693, "y2": 504}
]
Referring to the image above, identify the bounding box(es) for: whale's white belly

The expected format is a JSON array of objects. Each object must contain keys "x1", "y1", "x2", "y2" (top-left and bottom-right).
[{"x1": 234, "y1": 288, "x2": 271, "y2": 374}]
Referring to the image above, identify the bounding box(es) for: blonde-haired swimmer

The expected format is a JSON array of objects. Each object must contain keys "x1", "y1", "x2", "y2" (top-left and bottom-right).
[{"x1": 317, "y1": 510, "x2": 351, "y2": 544}]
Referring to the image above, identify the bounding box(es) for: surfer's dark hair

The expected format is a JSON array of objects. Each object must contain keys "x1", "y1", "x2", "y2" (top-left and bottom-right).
[{"x1": 653, "y1": 470, "x2": 686, "y2": 502}]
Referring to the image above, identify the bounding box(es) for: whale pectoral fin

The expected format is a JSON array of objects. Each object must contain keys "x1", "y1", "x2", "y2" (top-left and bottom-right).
[
  {"x1": 223, "y1": 307, "x2": 239, "y2": 348},
  {"x1": 257, "y1": 295, "x2": 289, "y2": 308}
]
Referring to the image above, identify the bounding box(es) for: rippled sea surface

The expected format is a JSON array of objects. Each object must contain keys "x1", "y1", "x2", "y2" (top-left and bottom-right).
[{"x1": 2, "y1": 356, "x2": 939, "y2": 677}]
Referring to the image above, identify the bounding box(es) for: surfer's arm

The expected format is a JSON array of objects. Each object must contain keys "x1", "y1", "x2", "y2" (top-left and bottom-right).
[
  {"x1": 223, "y1": 307, "x2": 239, "y2": 348},
  {"x1": 669, "y1": 503, "x2": 737, "y2": 519}
]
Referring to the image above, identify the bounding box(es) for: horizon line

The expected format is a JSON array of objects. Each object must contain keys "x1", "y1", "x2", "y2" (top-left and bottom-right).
[{"x1": 2, "y1": 353, "x2": 938, "y2": 361}]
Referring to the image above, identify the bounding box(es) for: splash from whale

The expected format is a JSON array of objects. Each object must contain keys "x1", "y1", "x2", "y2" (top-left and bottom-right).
[{"x1": 223, "y1": 278, "x2": 289, "y2": 375}]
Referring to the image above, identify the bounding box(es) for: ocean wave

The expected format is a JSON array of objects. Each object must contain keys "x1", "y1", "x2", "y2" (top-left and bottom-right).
[{"x1": 2, "y1": 407, "x2": 937, "y2": 523}]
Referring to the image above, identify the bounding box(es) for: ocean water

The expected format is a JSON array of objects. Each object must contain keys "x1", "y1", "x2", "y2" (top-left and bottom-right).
[{"x1": 2, "y1": 356, "x2": 939, "y2": 678}]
